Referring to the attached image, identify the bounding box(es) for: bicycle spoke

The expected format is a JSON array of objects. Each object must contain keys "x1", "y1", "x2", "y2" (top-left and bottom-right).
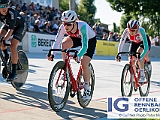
[
  {"x1": 48, "y1": 61, "x2": 69, "y2": 112},
  {"x1": 139, "y1": 70, "x2": 150, "y2": 97},
  {"x1": 121, "y1": 64, "x2": 133, "y2": 97}
]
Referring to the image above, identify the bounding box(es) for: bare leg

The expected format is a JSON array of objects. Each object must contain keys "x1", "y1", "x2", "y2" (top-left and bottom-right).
[{"x1": 61, "y1": 36, "x2": 73, "y2": 61}]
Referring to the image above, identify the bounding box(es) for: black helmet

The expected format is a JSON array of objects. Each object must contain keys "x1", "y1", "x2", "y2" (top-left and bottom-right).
[{"x1": 0, "y1": 0, "x2": 10, "y2": 8}]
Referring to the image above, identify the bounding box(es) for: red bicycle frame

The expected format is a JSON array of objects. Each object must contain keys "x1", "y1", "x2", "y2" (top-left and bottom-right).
[
  {"x1": 57, "y1": 52, "x2": 83, "y2": 92},
  {"x1": 129, "y1": 56, "x2": 140, "y2": 88}
]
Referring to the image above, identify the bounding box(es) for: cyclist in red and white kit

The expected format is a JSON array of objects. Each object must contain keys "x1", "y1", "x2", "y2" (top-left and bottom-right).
[
  {"x1": 116, "y1": 20, "x2": 151, "y2": 83},
  {"x1": 47, "y1": 10, "x2": 97, "y2": 100}
]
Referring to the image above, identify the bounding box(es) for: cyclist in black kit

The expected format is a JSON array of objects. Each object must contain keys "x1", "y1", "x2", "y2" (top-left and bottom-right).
[{"x1": 0, "y1": 0, "x2": 26, "y2": 81}]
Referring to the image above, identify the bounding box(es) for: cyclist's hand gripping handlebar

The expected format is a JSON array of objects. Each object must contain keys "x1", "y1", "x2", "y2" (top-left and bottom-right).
[
  {"x1": 0, "y1": 37, "x2": 10, "y2": 46},
  {"x1": 72, "y1": 51, "x2": 80, "y2": 63},
  {"x1": 117, "y1": 52, "x2": 141, "y2": 61},
  {"x1": 47, "y1": 49, "x2": 55, "y2": 61},
  {"x1": 116, "y1": 54, "x2": 121, "y2": 62}
]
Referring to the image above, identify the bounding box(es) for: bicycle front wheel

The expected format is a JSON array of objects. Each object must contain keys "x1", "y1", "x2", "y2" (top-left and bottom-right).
[
  {"x1": 77, "y1": 63, "x2": 95, "y2": 108},
  {"x1": 139, "y1": 67, "x2": 150, "y2": 97},
  {"x1": 48, "y1": 61, "x2": 70, "y2": 112},
  {"x1": 11, "y1": 50, "x2": 29, "y2": 89},
  {"x1": 121, "y1": 64, "x2": 133, "y2": 97}
]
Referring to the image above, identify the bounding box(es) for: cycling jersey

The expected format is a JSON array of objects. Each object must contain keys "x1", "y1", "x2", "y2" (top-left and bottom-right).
[
  {"x1": 118, "y1": 27, "x2": 149, "y2": 59},
  {"x1": 0, "y1": 8, "x2": 26, "y2": 41},
  {"x1": 52, "y1": 21, "x2": 96, "y2": 57},
  {"x1": 0, "y1": 8, "x2": 24, "y2": 29}
]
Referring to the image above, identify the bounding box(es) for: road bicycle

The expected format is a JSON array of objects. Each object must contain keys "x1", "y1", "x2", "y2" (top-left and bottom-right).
[
  {"x1": 47, "y1": 48, "x2": 95, "y2": 112},
  {"x1": 117, "y1": 52, "x2": 150, "y2": 97},
  {"x1": 0, "y1": 41, "x2": 29, "y2": 89}
]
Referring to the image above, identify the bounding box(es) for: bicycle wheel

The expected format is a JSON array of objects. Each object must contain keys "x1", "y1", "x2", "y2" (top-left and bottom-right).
[
  {"x1": 48, "y1": 61, "x2": 70, "y2": 112},
  {"x1": 11, "y1": 50, "x2": 29, "y2": 89},
  {"x1": 144, "y1": 63, "x2": 152, "y2": 78},
  {"x1": 121, "y1": 64, "x2": 133, "y2": 97},
  {"x1": 77, "y1": 63, "x2": 95, "y2": 108},
  {"x1": 139, "y1": 67, "x2": 150, "y2": 97}
]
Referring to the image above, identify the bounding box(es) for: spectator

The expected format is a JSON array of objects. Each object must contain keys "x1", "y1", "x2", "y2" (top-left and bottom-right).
[
  {"x1": 52, "y1": 17, "x2": 59, "y2": 33},
  {"x1": 116, "y1": 34, "x2": 121, "y2": 42},
  {"x1": 19, "y1": 11, "x2": 26, "y2": 21},
  {"x1": 10, "y1": 0, "x2": 16, "y2": 6},
  {"x1": 92, "y1": 26, "x2": 97, "y2": 34},
  {"x1": 38, "y1": 5, "x2": 43, "y2": 13},
  {"x1": 154, "y1": 36, "x2": 160, "y2": 46},
  {"x1": 35, "y1": 3, "x2": 40, "y2": 10},
  {"x1": 34, "y1": 20, "x2": 40, "y2": 32},
  {"x1": 18, "y1": 0, "x2": 23, "y2": 8},
  {"x1": 108, "y1": 32, "x2": 115, "y2": 41},
  {"x1": 42, "y1": 21, "x2": 53, "y2": 34},
  {"x1": 102, "y1": 33, "x2": 108, "y2": 40},
  {"x1": 21, "y1": 2, "x2": 27, "y2": 12},
  {"x1": 29, "y1": 2, "x2": 35, "y2": 11},
  {"x1": 96, "y1": 23, "x2": 103, "y2": 37},
  {"x1": 149, "y1": 36, "x2": 155, "y2": 46},
  {"x1": 15, "y1": 4, "x2": 21, "y2": 12},
  {"x1": 26, "y1": 15, "x2": 33, "y2": 31},
  {"x1": 31, "y1": 14, "x2": 38, "y2": 26}
]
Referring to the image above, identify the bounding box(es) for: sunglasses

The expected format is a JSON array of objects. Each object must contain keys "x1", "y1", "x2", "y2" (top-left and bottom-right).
[
  {"x1": 129, "y1": 29, "x2": 137, "y2": 32},
  {"x1": 63, "y1": 22, "x2": 73, "y2": 26}
]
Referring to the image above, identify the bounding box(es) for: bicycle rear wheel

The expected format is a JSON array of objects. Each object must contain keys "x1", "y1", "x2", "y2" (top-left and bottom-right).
[
  {"x1": 11, "y1": 50, "x2": 28, "y2": 89},
  {"x1": 139, "y1": 67, "x2": 150, "y2": 97},
  {"x1": 144, "y1": 63, "x2": 152, "y2": 78},
  {"x1": 48, "y1": 61, "x2": 70, "y2": 112},
  {"x1": 121, "y1": 64, "x2": 133, "y2": 97},
  {"x1": 77, "y1": 63, "x2": 95, "y2": 108}
]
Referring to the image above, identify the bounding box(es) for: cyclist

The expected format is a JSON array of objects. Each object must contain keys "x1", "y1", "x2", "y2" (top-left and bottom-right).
[
  {"x1": 116, "y1": 20, "x2": 151, "y2": 83},
  {"x1": 0, "y1": 0, "x2": 26, "y2": 81},
  {"x1": 47, "y1": 10, "x2": 97, "y2": 100}
]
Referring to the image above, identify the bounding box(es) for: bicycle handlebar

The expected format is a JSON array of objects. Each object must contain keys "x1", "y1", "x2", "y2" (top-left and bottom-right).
[
  {"x1": 117, "y1": 52, "x2": 140, "y2": 59},
  {"x1": 2, "y1": 40, "x2": 10, "y2": 46},
  {"x1": 0, "y1": 37, "x2": 11, "y2": 46},
  {"x1": 48, "y1": 48, "x2": 78, "y2": 57}
]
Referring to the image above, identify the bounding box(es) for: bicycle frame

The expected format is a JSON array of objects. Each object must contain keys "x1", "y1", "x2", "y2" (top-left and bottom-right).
[
  {"x1": 64, "y1": 53, "x2": 82, "y2": 92},
  {"x1": 129, "y1": 55, "x2": 140, "y2": 88},
  {"x1": 51, "y1": 48, "x2": 83, "y2": 93}
]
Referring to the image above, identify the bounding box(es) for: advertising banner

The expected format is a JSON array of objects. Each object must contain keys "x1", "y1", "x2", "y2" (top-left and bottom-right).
[
  {"x1": 96, "y1": 40, "x2": 119, "y2": 56},
  {"x1": 27, "y1": 32, "x2": 55, "y2": 53}
]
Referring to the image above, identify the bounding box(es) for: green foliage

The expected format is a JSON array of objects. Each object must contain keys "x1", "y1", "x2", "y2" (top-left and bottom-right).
[
  {"x1": 119, "y1": 15, "x2": 132, "y2": 34},
  {"x1": 59, "y1": 0, "x2": 69, "y2": 11},
  {"x1": 106, "y1": 0, "x2": 160, "y2": 35},
  {"x1": 113, "y1": 22, "x2": 117, "y2": 32},
  {"x1": 77, "y1": 0, "x2": 96, "y2": 24}
]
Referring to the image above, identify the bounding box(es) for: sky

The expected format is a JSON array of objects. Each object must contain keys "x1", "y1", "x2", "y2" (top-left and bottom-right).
[{"x1": 94, "y1": 0, "x2": 123, "y2": 30}]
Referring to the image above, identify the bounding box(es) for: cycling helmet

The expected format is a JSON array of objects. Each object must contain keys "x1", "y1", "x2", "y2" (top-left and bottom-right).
[
  {"x1": 127, "y1": 20, "x2": 140, "y2": 29},
  {"x1": 61, "y1": 10, "x2": 77, "y2": 23},
  {"x1": 0, "y1": 0, "x2": 10, "y2": 8}
]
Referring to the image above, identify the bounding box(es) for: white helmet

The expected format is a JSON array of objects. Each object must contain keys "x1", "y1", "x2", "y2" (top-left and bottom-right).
[{"x1": 61, "y1": 10, "x2": 77, "y2": 23}]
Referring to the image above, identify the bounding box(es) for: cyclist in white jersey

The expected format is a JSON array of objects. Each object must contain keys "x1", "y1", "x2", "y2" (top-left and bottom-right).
[
  {"x1": 47, "y1": 10, "x2": 97, "y2": 100},
  {"x1": 116, "y1": 20, "x2": 151, "y2": 83}
]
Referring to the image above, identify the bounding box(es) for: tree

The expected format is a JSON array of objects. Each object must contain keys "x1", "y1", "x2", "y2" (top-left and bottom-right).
[
  {"x1": 106, "y1": 0, "x2": 160, "y2": 35},
  {"x1": 59, "y1": 0, "x2": 69, "y2": 11},
  {"x1": 119, "y1": 15, "x2": 132, "y2": 34},
  {"x1": 77, "y1": 0, "x2": 96, "y2": 24}
]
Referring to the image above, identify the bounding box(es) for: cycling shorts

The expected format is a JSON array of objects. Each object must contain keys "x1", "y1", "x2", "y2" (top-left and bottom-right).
[
  {"x1": 2, "y1": 22, "x2": 27, "y2": 42},
  {"x1": 69, "y1": 36, "x2": 97, "y2": 59}
]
